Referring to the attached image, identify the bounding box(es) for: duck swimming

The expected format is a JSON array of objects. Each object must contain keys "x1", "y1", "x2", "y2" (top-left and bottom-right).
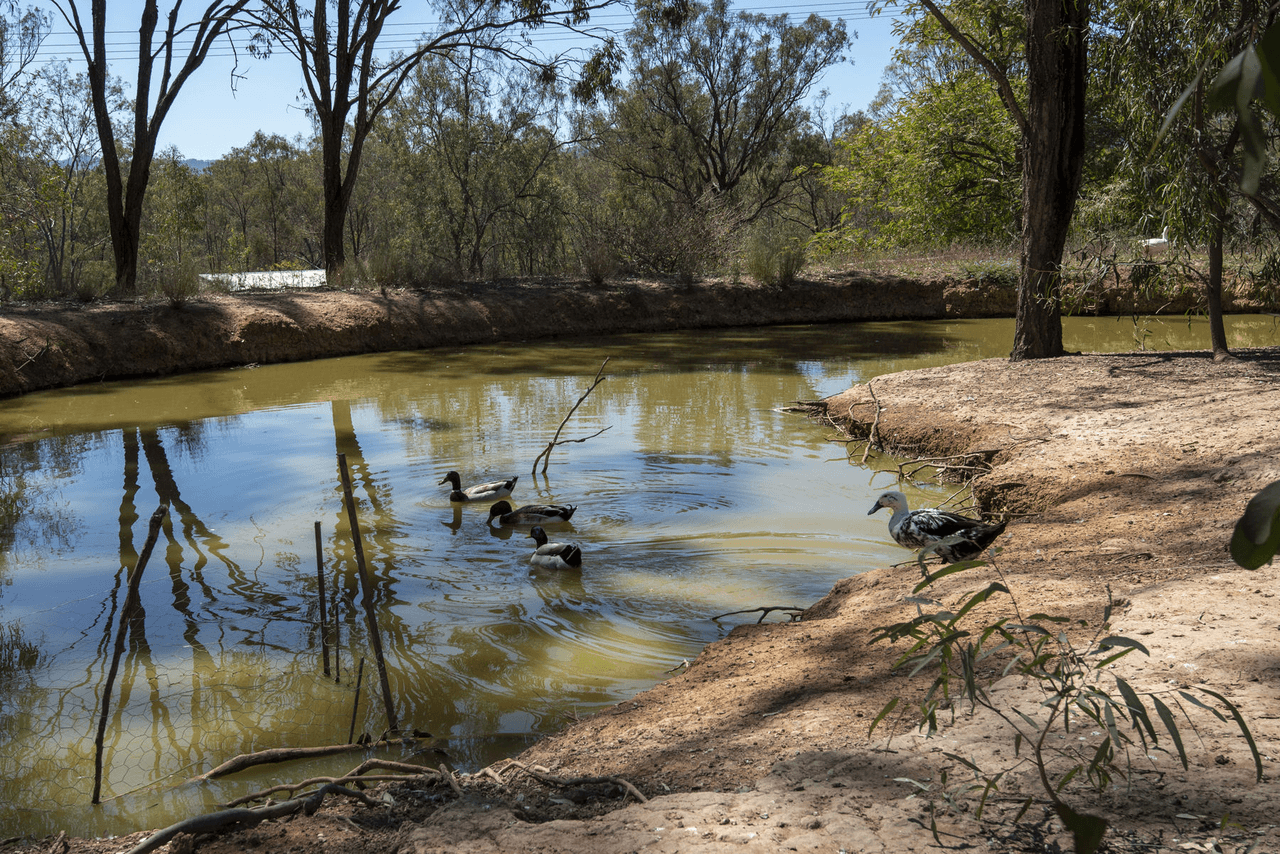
[
  {"x1": 527, "y1": 526, "x2": 583, "y2": 571},
  {"x1": 487, "y1": 500, "x2": 576, "y2": 526},
  {"x1": 868, "y1": 490, "x2": 1006, "y2": 564},
  {"x1": 440, "y1": 471, "x2": 518, "y2": 502}
]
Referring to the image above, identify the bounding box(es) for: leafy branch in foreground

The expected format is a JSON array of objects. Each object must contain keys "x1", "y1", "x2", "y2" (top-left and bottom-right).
[{"x1": 869, "y1": 550, "x2": 1262, "y2": 854}]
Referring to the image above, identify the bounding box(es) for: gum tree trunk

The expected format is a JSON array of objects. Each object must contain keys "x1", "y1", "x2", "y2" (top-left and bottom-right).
[{"x1": 1011, "y1": 0, "x2": 1088, "y2": 360}]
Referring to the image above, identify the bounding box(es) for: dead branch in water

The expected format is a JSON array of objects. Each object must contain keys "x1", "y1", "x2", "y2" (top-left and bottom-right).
[
  {"x1": 193, "y1": 736, "x2": 432, "y2": 781},
  {"x1": 712, "y1": 605, "x2": 805, "y2": 624},
  {"x1": 220, "y1": 758, "x2": 444, "y2": 807},
  {"x1": 532, "y1": 358, "x2": 612, "y2": 475},
  {"x1": 876, "y1": 450, "x2": 997, "y2": 483},
  {"x1": 861, "y1": 382, "x2": 883, "y2": 465}
]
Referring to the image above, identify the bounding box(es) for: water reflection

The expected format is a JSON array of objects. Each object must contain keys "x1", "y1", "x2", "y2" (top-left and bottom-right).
[{"x1": 0, "y1": 315, "x2": 1276, "y2": 836}]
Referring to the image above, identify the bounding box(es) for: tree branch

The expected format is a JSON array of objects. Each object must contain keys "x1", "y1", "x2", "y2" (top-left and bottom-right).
[{"x1": 532, "y1": 357, "x2": 610, "y2": 475}]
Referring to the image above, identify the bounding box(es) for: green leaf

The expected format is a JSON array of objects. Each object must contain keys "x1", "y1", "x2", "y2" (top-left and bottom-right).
[
  {"x1": 1095, "y1": 636, "x2": 1151, "y2": 657},
  {"x1": 1024, "y1": 612, "x2": 1071, "y2": 624},
  {"x1": 1054, "y1": 802, "x2": 1109, "y2": 854},
  {"x1": 950, "y1": 582, "x2": 1010, "y2": 625},
  {"x1": 1057, "y1": 764, "x2": 1081, "y2": 791},
  {"x1": 1207, "y1": 50, "x2": 1248, "y2": 113},
  {"x1": 1230, "y1": 479, "x2": 1280, "y2": 569},
  {"x1": 912, "y1": 559, "x2": 984, "y2": 593},
  {"x1": 868, "y1": 696, "x2": 899, "y2": 738},
  {"x1": 1114, "y1": 676, "x2": 1158, "y2": 746},
  {"x1": 1153, "y1": 68, "x2": 1204, "y2": 154},
  {"x1": 1178, "y1": 690, "x2": 1229, "y2": 723},
  {"x1": 1151, "y1": 694, "x2": 1189, "y2": 770},
  {"x1": 1089, "y1": 735, "x2": 1114, "y2": 772},
  {"x1": 1237, "y1": 109, "x2": 1268, "y2": 196},
  {"x1": 1196, "y1": 687, "x2": 1264, "y2": 783},
  {"x1": 1256, "y1": 22, "x2": 1280, "y2": 115}
]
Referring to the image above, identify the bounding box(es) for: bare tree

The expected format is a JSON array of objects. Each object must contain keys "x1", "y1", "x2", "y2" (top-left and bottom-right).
[
  {"x1": 249, "y1": 0, "x2": 637, "y2": 279},
  {"x1": 50, "y1": 0, "x2": 255, "y2": 293},
  {"x1": 0, "y1": 1, "x2": 51, "y2": 118}
]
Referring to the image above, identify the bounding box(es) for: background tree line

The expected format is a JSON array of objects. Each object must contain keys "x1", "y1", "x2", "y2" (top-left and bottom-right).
[
  {"x1": 0, "y1": 0, "x2": 1277, "y2": 356},
  {"x1": 0, "y1": 0, "x2": 849, "y2": 301}
]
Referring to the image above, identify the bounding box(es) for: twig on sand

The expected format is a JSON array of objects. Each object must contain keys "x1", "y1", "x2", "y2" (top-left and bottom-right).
[
  {"x1": 532, "y1": 358, "x2": 612, "y2": 475},
  {"x1": 711, "y1": 605, "x2": 805, "y2": 624}
]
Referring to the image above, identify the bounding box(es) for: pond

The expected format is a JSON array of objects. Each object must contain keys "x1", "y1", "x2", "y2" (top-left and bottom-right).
[{"x1": 0, "y1": 313, "x2": 1276, "y2": 837}]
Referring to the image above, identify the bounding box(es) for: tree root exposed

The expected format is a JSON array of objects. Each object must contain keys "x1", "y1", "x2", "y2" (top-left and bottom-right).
[
  {"x1": 125, "y1": 784, "x2": 381, "y2": 854},
  {"x1": 490, "y1": 758, "x2": 649, "y2": 804},
  {"x1": 137, "y1": 741, "x2": 651, "y2": 852}
]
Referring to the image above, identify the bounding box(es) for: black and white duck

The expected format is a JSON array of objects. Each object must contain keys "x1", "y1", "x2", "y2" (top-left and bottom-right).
[
  {"x1": 439, "y1": 471, "x2": 518, "y2": 502},
  {"x1": 868, "y1": 490, "x2": 1006, "y2": 564},
  {"x1": 527, "y1": 526, "x2": 583, "y2": 571},
  {"x1": 487, "y1": 500, "x2": 577, "y2": 526}
]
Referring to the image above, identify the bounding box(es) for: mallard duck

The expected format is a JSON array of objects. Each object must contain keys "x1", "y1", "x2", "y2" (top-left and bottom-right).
[
  {"x1": 527, "y1": 526, "x2": 583, "y2": 571},
  {"x1": 868, "y1": 490, "x2": 1007, "y2": 564},
  {"x1": 439, "y1": 470, "x2": 517, "y2": 502},
  {"x1": 487, "y1": 500, "x2": 576, "y2": 526}
]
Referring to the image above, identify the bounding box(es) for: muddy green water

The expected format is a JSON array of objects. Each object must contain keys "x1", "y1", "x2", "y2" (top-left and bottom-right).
[{"x1": 0, "y1": 314, "x2": 1275, "y2": 837}]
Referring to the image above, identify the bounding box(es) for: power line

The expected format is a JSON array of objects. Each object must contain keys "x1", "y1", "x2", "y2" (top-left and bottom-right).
[{"x1": 34, "y1": 4, "x2": 906, "y2": 65}]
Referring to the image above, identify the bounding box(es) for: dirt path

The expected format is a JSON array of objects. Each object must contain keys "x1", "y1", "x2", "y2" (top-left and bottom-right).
[{"x1": 2, "y1": 290, "x2": 1279, "y2": 853}]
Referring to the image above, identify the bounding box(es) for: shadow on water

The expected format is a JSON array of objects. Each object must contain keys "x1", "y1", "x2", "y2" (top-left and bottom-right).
[{"x1": 370, "y1": 320, "x2": 969, "y2": 380}]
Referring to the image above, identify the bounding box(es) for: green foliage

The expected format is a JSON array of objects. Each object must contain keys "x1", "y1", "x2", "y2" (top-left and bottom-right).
[
  {"x1": 870, "y1": 553, "x2": 1262, "y2": 853},
  {"x1": 959, "y1": 258, "x2": 1018, "y2": 289},
  {"x1": 1230, "y1": 480, "x2": 1280, "y2": 570},
  {"x1": 744, "y1": 230, "x2": 806, "y2": 286},
  {"x1": 144, "y1": 256, "x2": 203, "y2": 309},
  {"x1": 1163, "y1": 21, "x2": 1280, "y2": 195},
  {"x1": 73, "y1": 260, "x2": 114, "y2": 303},
  {"x1": 817, "y1": 69, "x2": 1020, "y2": 250},
  {"x1": 583, "y1": 0, "x2": 848, "y2": 260},
  {"x1": 380, "y1": 51, "x2": 568, "y2": 280},
  {"x1": 578, "y1": 240, "x2": 619, "y2": 285}
]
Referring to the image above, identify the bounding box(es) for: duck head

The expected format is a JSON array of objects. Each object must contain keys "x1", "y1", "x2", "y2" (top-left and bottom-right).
[{"x1": 868, "y1": 490, "x2": 908, "y2": 516}]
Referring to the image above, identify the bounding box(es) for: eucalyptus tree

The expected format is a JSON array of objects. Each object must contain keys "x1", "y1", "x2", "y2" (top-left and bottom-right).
[
  {"x1": 874, "y1": 0, "x2": 1086, "y2": 360},
  {"x1": 14, "y1": 62, "x2": 121, "y2": 295},
  {"x1": 205, "y1": 132, "x2": 321, "y2": 271},
  {"x1": 139, "y1": 147, "x2": 206, "y2": 293},
  {"x1": 50, "y1": 0, "x2": 256, "y2": 294},
  {"x1": 597, "y1": 0, "x2": 848, "y2": 221},
  {"x1": 1096, "y1": 0, "x2": 1280, "y2": 359},
  {"x1": 379, "y1": 50, "x2": 567, "y2": 278},
  {"x1": 248, "y1": 0, "x2": 633, "y2": 281},
  {"x1": 0, "y1": 1, "x2": 50, "y2": 118},
  {"x1": 821, "y1": 32, "x2": 1021, "y2": 248}
]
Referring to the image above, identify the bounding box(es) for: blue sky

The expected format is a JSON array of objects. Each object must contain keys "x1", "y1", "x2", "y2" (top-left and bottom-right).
[{"x1": 35, "y1": 2, "x2": 904, "y2": 161}]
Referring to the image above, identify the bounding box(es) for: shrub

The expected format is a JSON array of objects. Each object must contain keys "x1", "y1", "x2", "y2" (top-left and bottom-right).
[
  {"x1": 870, "y1": 547, "x2": 1261, "y2": 854},
  {"x1": 744, "y1": 233, "x2": 806, "y2": 287}
]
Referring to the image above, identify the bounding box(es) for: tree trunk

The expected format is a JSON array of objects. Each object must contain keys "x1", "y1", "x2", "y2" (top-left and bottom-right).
[
  {"x1": 1011, "y1": 0, "x2": 1088, "y2": 361},
  {"x1": 1206, "y1": 203, "x2": 1231, "y2": 359}
]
